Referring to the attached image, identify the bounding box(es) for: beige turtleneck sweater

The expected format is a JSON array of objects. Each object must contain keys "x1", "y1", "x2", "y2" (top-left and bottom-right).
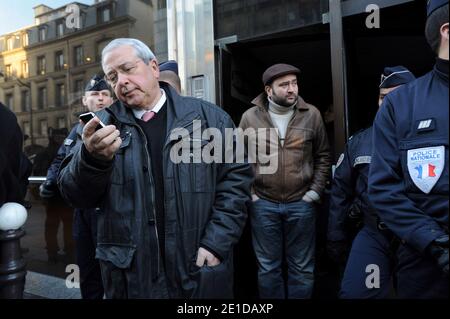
[{"x1": 268, "y1": 97, "x2": 296, "y2": 146}]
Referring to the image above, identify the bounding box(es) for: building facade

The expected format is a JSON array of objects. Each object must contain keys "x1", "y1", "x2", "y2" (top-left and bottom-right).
[{"x1": 0, "y1": 0, "x2": 155, "y2": 148}]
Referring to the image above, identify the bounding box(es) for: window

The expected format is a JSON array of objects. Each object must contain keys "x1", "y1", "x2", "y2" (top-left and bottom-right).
[
  {"x1": 22, "y1": 33, "x2": 29, "y2": 46},
  {"x1": 21, "y1": 61, "x2": 28, "y2": 78},
  {"x1": 74, "y1": 45, "x2": 84, "y2": 67},
  {"x1": 38, "y1": 86, "x2": 47, "y2": 110},
  {"x1": 5, "y1": 64, "x2": 12, "y2": 79},
  {"x1": 98, "y1": 6, "x2": 112, "y2": 23},
  {"x1": 56, "y1": 83, "x2": 65, "y2": 106},
  {"x1": 157, "y1": 0, "x2": 166, "y2": 10},
  {"x1": 56, "y1": 20, "x2": 64, "y2": 37},
  {"x1": 37, "y1": 56, "x2": 46, "y2": 75},
  {"x1": 55, "y1": 51, "x2": 64, "y2": 71},
  {"x1": 21, "y1": 90, "x2": 30, "y2": 112},
  {"x1": 57, "y1": 117, "x2": 66, "y2": 129},
  {"x1": 39, "y1": 27, "x2": 47, "y2": 41},
  {"x1": 6, "y1": 37, "x2": 13, "y2": 50},
  {"x1": 75, "y1": 79, "x2": 84, "y2": 94},
  {"x1": 23, "y1": 121, "x2": 31, "y2": 137},
  {"x1": 39, "y1": 119, "x2": 48, "y2": 136},
  {"x1": 5, "y1": 93, "x2": 14, "y2": 109}
]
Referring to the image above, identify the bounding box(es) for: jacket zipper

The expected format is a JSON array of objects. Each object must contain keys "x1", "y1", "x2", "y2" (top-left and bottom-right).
[
  {"x1": 160, "y1": 116, "x2": 202, "y2": 235},
  {"x1": 263, "y1": 108, "x2": 297, "y2": 203},
  {"x1": 282, "y1": 113, "x2": 298, "y2": 203},
  {"x1": 261, "y1": 108, "x2": 285, "y2": 202},
  {"x1": 134, "y1": 124, "x2": 161, "y2": 277}
]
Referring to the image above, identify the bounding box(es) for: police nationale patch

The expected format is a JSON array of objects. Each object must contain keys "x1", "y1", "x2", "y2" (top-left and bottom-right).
[
  {"x1": 407, "y1": 146, "x2": 445, "y2": 194},
  {"x1": 336, "y1": 153, "x2": 345, "y2": 169}
]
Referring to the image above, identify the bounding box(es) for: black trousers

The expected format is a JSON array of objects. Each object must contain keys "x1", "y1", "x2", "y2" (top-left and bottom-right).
[{"x1": 73, "y1": 209, "x2": 104, "y2": 299}]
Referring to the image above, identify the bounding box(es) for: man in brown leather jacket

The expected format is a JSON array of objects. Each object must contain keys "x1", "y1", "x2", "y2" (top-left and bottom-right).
[{"x1": 239, "y1": 63, "x2": 331, "y2": 299}]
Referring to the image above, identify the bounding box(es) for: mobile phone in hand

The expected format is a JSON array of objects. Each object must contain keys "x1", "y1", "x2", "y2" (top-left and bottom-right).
[{"x1": 79, "y1": 112, "x2": 106, "y2": 131}]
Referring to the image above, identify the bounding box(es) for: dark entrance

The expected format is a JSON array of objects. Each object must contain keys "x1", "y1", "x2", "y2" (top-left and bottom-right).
[
  {"x1": 343, "y1": 0, "x2": 435, "y2": 136},
  {"x1": 219, "y1": 27, "x2": 333, "y2": 131}
]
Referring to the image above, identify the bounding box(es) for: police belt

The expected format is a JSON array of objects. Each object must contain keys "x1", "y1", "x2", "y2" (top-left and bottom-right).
[{"x1": 363, "y1": 215, "x2": 402, "y2": 258}]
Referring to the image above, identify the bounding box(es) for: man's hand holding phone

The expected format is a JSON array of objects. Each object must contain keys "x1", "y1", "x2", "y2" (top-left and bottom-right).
[{"x1": 79, "y1": 112, "x2": 122, "y2": 161}]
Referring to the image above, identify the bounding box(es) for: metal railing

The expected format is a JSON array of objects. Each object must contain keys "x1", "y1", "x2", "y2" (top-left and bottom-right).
[{"x1": 28, "y1": 177, "x2": 47, "y2": 184}]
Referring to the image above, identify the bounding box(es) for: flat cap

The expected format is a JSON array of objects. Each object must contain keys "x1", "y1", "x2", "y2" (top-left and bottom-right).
[
  {"x1": 379, "y1": 66, "x2": 416, "y2": 89},
  {"x1": 159, "y1": 60, "x2": 179, "y2": 75},
  {"x1": 262, "y1": 63, "x2": 300, "y2": 86},
  {"x1": 427, "y1": 0, "x2": 448, "y2": 17},
  {"x1": 85, "y1": 74, "x2": 110, "y2": 92}
]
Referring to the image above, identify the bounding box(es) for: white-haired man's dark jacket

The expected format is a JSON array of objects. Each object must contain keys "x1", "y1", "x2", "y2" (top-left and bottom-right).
[{"x1": 58, "y1": 84, "x2": 253, "y2": 298}]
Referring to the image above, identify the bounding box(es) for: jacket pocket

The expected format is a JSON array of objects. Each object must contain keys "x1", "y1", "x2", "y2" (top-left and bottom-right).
[
  {"x1": 96, "y1": 243, "x2": 136, "y2": 269},
  {"x1": 287, "y1": 127, "x2": 314, "y2": 172},
  {"x1": 97, "y1": 209, "x2": 133, "y2": 245},
  {"x1": 189, "y1": 259, "x2": 233, "y2": 299}
]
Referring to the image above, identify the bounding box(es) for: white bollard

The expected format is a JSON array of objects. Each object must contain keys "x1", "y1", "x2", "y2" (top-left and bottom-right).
[{"x1": 0, "y1": 202, "x2": 28, "y2": 231}]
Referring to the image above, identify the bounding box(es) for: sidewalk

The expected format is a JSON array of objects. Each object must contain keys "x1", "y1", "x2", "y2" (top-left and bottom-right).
[{"x1": 24, "y1": 271, "x2": 81, "y2": 299}]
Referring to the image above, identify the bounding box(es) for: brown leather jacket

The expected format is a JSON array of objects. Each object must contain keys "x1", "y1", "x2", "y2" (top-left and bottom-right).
[{"x1": 239, "y1": 93, "x2": 331, "y2": 203}]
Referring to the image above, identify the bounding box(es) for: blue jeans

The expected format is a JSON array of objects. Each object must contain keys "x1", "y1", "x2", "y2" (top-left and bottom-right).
[{"x1": 251, "y1": 198, "x2": 316, "y2": 299}]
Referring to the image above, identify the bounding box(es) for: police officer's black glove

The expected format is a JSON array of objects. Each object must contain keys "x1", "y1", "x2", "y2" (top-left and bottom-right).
[
  {"x1": 39, "y1": 180, "x2": 57, "y2": 199},
  {"x1": 327, "y1": 240, "x2": 350, "y2": 265},
  {"x1": 427, "y1": 235, "x2": 449, "y2": 276}
]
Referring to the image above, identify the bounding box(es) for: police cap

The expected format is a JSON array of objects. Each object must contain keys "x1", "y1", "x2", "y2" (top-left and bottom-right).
[
  {"x1": 85, "y1": 74, "x2": 110, "y2": 92},
  {"x1": 379, "y1": 66, "x2": 416, "y2": 89},
  {"x1": 427, "y1": 0, "x2": 448, "y2": 17},
  {"x1": 159, "y1": 60, "x2": 179, "y2": 75}
]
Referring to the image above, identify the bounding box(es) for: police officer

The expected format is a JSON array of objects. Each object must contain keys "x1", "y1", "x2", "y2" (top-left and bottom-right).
[
  {"x1": 159, "y1": 60, "x2": 182, "y2": 94},
  {"x1": 368, "y1": 0, "x2": 449, "y2": 299},
  {"x1": 327, "y1": 66, "x2": 416, "y2": 298},
  {"x1": 40, "y1": 75, "x2": 113, "y2": 299}
]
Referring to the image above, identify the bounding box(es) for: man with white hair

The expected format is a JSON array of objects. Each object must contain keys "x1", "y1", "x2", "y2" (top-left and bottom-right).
[{"x1": 58, "y1": 38, "x2": 253, "y2": 298}]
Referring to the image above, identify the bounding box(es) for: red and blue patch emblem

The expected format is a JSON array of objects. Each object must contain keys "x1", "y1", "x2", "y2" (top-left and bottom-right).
[{"x1": 407, "y1": 146, "x2": 445, "y2": 194}]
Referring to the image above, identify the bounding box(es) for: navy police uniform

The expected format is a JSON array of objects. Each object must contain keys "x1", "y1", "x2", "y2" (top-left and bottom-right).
[
  {"x1": 369, "y1": 0, "x2": 448, "y2": 299},
  {"x1": 43, "y1": 133, "x2": 103, "y2": 300},
  {"x1": 41, "y1": 75, "x2": 108, "y2": 299},
  {"x1": 369, "y1": 57, "x2": 449, "y2": 298},
  {"x1": 328, "y1": 66, "x2": 416, "y2": 298}
]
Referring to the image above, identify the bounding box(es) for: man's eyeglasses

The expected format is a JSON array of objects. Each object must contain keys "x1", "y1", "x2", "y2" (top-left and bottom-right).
[{"x1": 104, "y1": 59, "x2": 144, "y2": 87}]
